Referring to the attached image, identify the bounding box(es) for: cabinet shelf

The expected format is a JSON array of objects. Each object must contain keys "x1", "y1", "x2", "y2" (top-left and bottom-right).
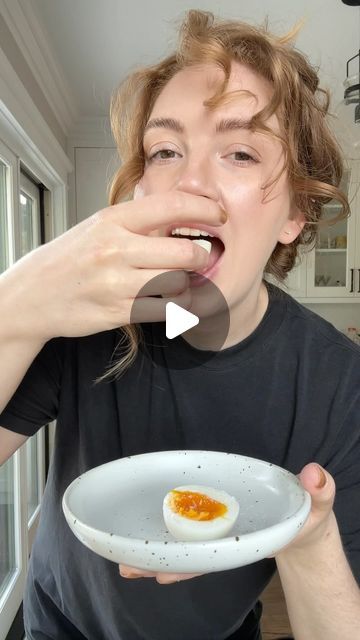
[{"x1": 315, "y1": 248, "x2": 347, "y2": 253}]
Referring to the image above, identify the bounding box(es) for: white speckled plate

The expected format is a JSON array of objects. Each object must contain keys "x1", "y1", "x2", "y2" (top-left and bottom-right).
[{"x1": 62, "y1": 450, "x2": 311, "y2": 573}]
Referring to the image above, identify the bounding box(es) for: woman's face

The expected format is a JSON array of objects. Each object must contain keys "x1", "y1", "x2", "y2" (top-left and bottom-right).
[{"x1": 140, "y1": 61, "x2": 304, "y2": 311}]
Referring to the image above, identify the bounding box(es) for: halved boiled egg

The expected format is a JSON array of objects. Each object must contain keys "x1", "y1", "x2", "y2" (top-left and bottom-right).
[
  {"x1": 163, "y1": 484, "x2": 239, "y2": 541},
  {"x1": 169, "y1": 228, "x2": 225, "y2": 274}
]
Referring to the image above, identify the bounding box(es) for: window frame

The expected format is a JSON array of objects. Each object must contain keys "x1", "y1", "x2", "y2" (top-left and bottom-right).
[
  {"x1": 0, "y1": 137, "x2": 28, "y2": 640},
  {"x1": 0, "y1": 129, "x2": 69, "y2": 640}
]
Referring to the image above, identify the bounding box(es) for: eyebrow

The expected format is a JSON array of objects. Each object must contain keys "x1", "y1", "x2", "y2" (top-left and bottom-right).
[{"x1": 143, "y1": 117, "x2": 253, "y2": 135}]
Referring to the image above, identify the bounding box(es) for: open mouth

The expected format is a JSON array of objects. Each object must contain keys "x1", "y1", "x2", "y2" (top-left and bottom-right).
[{"x1": 167, "y1": 225, "x2": 226, "y2": 281}]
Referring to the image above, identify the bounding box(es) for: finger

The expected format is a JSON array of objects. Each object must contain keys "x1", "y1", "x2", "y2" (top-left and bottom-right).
[
  {"x1": 130, "y1": 288, "x2": 192, "y2": 323},
  {"x1": 110, "y1": 191, "x2": 227, "y2": 235},
  {"x1": 123, "y1": 235, "x2": 211, "y2": 272},
  {"x1": 156, "y1": 572, "x2": 203, "y2": 584},
  {"x1": 298, "y1": 463, "x2": 336, "y2": 513},
  {"x1": 119, "y1": 565, "x2": 157, "y2": 579},
  {"x1": 133, "y1": 181, "x2": 144, "y2": 200},
  {"x1": 134, "y1": 269, "x2": 189, "y2": 297}
]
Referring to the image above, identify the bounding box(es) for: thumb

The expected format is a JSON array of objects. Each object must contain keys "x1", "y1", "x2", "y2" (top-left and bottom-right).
[{"x1": 298, "y1": 463, "x2": 335, "y2": 513}]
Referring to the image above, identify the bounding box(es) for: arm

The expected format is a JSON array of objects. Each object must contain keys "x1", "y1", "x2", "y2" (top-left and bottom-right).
[
  {"x1": 0, "y1": 427, "x2": 28, "y2": 465},
  {"x1": 0, "y1": 273, "x2": 47, "y2": 465},
  {"x1": 0, "y1": 312, "x2": 46, "y2": 415},
  {"x1": 0, "y1": 327, "x2": 43, "y2": 464},
  {"x1": 275, "y1": 464, "x2": 360, "y2": 640},
  {"x1": 277, "y1": 511, "x2": 360, "y2": 640},
  {"x1": 0, "y1": 192, "x2": 223, "y2": 465}
]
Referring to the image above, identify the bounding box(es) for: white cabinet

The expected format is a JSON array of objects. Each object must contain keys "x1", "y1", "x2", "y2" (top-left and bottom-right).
[
  {"x1": 278, "y1": 247, "x2": 307, "y2": 299},
  {"x1": 267, "y1": 160, "x2": 360, "y2": 302}
]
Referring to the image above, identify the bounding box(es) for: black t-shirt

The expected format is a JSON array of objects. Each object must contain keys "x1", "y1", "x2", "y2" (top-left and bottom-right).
[{"x1": 1, "y1": 282, "x2": 360, "y2": 640}]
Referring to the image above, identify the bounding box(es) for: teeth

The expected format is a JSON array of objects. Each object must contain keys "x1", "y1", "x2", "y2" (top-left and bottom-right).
[
  {"x1": 191, "y1": 239, "x2": 212, "y2": 254},
  {"x1": 171, "y1": 227, "x2": 214, "y2": 238}
]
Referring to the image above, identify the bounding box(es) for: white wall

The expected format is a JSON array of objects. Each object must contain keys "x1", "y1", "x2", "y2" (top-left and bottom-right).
[{"x1": 0, "y1": 12, "x2": 66, "y2": 151}]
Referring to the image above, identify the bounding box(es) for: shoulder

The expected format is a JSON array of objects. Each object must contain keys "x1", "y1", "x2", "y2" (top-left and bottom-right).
[{"x1": 268, "y1": 282, "x2": 360, "y2": 374}]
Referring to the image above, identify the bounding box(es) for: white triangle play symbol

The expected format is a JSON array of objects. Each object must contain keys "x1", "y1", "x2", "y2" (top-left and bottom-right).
[{"x1": 165, "y1": 302, "x2": 199, "y2": 339}]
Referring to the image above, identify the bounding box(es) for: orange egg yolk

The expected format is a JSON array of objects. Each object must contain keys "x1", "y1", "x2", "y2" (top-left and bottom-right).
[{"x1": 169, "y1": 490, "x2": 227, "y2": 521}]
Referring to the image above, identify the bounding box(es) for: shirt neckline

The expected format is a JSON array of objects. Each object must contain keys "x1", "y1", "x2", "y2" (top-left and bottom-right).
[{"x1": 143, "y1": 281, "x2": 289, "y2": 372}]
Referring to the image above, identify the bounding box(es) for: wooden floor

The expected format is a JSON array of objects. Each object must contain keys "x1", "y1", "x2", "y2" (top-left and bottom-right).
[{"x1": 260, "y1": 570, "x2": 293, "y2": 639}]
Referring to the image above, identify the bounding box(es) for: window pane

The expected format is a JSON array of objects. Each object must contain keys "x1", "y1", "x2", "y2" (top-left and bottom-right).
[
  {"x1": 19, "y1": 191, "x2": 34, "y2": 257},
  {"x1": 19, "y1": 179, "x2": 43, "y2": 525},
  {"x1": 27, "y1": 437, "x2": 39, "y2": 523},
  {"x1": 0, "y1": 160, "x2": 9, "y2": 272},
  {"x1": 0, "y1": 458, "x2": 17, "y2": 598}
]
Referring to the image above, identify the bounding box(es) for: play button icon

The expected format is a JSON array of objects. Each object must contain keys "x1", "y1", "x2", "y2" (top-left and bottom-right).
[
  {"x1": 166, "y1": 302, "x2": 199, "y2": 339},
  {"x1": 130, "y1": 270, "x2": 230, "y2": 370}
]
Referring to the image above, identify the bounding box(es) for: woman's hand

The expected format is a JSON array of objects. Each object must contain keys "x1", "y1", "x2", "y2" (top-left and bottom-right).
[
  {"x1": 1, "y1": 191, "x2": 226, "y2": 343},
  {"x1": 272, "y1": 465, "x2": 360, "y2": 639},
  {"x1": 270, "y1": 462, "x2": 337, "y2": 557},
  {"x1": 119, "y1": 463, "x2": 336, "y2": 583},
  {"x1": 118, "y1": 565, "x2": 202, "y2": 585}
]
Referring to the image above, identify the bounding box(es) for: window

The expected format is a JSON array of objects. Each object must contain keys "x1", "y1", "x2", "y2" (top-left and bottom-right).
[
  {"x1": 19, "y1": 171, "x2": 45, "y2": 537},
  {"x1": 0, "y1": 460, "x2": 16, "y2": 600},
  {"x1": 0, "y1": 145, "x2": 47, "y2": 640},
  {"x1": 0, "y1": 157, "x2": 16, "y2": 600},
  {"x1": 0, "y1": 160, "x2": 10, "y2": 272},
  {"x1": 0, "y1": 64, "x2": 69, "y2": 635}
]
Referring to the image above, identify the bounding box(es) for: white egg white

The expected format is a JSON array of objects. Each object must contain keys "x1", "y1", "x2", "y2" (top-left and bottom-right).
[{"x1": 163, "y1": 484, "x2": 239, "y2": 542}]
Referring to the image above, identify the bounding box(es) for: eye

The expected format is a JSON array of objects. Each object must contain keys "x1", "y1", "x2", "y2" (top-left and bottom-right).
[
  {"x1": 147, "y1": 148, "x2": 181, "y2": 163},
  {"x1": 227, "y1": 151, "x2": 258, "y2": 165}
]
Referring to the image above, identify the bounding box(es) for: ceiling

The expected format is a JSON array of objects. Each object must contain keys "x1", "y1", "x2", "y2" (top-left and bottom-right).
[{"x1": 29, "y1": 0, "x2": 359, "y2": 119}]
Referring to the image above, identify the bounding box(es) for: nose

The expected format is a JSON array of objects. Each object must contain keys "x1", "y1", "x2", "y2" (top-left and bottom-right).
[{"x1": 173, "y1": 155, "x2": 219, "y2": 201}]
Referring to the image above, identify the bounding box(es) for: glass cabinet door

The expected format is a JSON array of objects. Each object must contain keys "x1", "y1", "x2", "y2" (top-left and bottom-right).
[{"x1": 307, "y1": 165, "x2": 358, "y2": 297}]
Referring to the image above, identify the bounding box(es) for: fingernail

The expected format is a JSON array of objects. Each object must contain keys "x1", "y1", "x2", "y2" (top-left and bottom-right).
[
  {"x1": 316, "y1": 464, "x2": 327, "y2": 488},
  {"x1": 221, "y1": 211, "x2": 228, "y2": 223}
]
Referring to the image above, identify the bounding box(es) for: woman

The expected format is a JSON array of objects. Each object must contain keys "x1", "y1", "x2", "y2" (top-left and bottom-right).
[{"x1": 0, "y1": 10, "x2": 359, "y2": 640}]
